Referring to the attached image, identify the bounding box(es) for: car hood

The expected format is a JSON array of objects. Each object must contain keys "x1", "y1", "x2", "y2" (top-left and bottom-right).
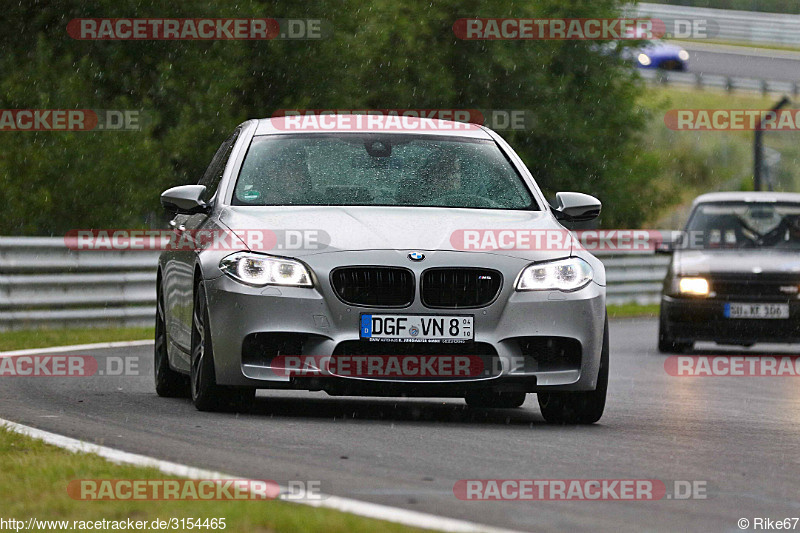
[
  {"x1": 675, "y1": 250, "x2": 800, "y2": 276},
  {"x1": 219, "y1": 205, "x2": 572, "y2": 260}
]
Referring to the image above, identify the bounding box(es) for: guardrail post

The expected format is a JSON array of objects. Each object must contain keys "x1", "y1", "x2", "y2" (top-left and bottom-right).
[{"x1": 754, "y1": 96, "x2": 791, "y2": 191}]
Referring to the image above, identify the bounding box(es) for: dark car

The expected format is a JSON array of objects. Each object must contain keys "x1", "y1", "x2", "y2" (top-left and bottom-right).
[{"x1": 658, "y1": 192, "x2": 800, "y2": 353}]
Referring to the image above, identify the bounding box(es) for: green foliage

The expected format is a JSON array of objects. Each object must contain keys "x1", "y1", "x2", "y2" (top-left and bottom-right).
[
  {"x1": 635, "y1": 86, "x2": 800, "y2": 227},
  {"x1": 1, "y1": 0, "x2": 652, "y2": 234}
]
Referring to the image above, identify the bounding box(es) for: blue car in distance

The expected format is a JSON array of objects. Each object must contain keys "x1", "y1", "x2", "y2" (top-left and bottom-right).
[
  {"x1": 604, "y1": 29, "x2": 690, "y2": 71},
  {"x1": 633, "y1": 40, "x2": 690, "y2": 71}
]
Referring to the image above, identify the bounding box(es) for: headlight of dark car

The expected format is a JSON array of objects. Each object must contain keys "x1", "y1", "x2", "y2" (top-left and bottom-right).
[{"x1": 669, "y1": 276, "x2": 710, "y2": 297}]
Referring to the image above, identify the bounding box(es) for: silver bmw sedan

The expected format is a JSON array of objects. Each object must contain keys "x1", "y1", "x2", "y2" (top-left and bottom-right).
[{"x1": 155, "y1": 115, "x2": 608, "y2": 423}]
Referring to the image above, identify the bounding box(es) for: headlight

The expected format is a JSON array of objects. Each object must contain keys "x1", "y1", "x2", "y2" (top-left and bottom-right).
[
  {"x1": 516, "y1": 258, "x2": 593, "y2": 292},
  {"x1": 219, "y1": 252, "x2": 312, "y2": 287},
  {"x1": 678, "y1": 277, "x2": 709, "y2": 297},
  {"x1": 637, "y1": 53, "x2": 652, "y2": 66},
  {"x1": 678, "y1": 49, "x2": 690, "y2": 61}
]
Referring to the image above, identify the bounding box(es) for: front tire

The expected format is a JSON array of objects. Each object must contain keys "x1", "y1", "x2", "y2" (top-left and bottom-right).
[
  {"x1": 658, "y1": 312, "x2": 692, "y2": 353},
  {"x1": 190, "y1": 281, "x2": 255, "y2": 412},
  {"x1": 537, "y1": 316, "x2": 609, "y2": 425},
  {"x1": 154, "y1": 282, "x2": 188, "y2": 398}
]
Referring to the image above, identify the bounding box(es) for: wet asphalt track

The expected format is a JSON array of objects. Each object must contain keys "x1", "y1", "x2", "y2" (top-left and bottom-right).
[
  {"x1": 681, "y1": 42, "x2": 800, "y2": 83},
  {"x1": 1, "y1": 318, "x2": 800, "y2": 532}
]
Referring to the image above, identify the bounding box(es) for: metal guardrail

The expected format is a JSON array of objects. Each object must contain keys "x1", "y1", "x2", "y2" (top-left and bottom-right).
[
  {"x1": 0, "y1": 238, "x2": 668, "y2": 330},
  {"x1": 638, "y1": 68, "x2": 800, "y2": 96},
  {"x1": 0, "y1": 238, "x2": 159, "y2": 330},
  {"x1": 635, "y1": 2, "x2": 800, "y2": 46},
  {"x1": 599, "y1": 252, "x2": 670, "y2": 306}
]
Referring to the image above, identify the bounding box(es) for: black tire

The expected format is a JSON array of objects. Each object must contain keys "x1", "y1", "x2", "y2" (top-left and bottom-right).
[
  {"x1": 190, "y1": 281, "x2": 255, "y2": 412},
  {"x1": 154, "y1": 281, "x2": 189, "y2": 398},
  {"x1": 465, "y1": 390, "x2": 526, "y2": 409},
  {"x1": 537, "y1": 316, "x2": 609, "y2": 425},
  {"x1": 658, "y1": 313, "x2": 692, "y2": 354}
]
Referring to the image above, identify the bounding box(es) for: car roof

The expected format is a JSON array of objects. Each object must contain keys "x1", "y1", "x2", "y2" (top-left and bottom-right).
[
  {"x1": 692, "y1": 191, "x2": 800, "y2": 206},
  {"x1": 253, "y1": 114, "x2": 494, "y2": 139}
]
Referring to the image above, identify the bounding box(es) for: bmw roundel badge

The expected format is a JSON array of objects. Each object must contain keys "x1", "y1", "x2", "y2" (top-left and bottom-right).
[{"x1": 408, "y1": 251, "x2": 425, "y2": 261}]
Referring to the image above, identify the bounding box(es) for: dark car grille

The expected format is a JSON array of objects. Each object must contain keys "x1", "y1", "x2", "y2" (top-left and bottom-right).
[
  {"x1": 516, "y1": 337, "x2": 582, "y2": 372},
  {"x1": 334, "y1": 340, "x2": 496, "y2": 357},
  {"x1": 332, "y1": 340, "x2": 500, "y2": 379},
  {"x1": 421, "y1": 268, "x2": 502, "y2": 308},
  {"x1": 330, "y1": 267, "x2": 414, "y2": 307},
  {"x1": 711, "y1": 275, "x2": 800, "y2": 301},
  {"x1": 241, "y1": 332, "x2": 308, "y2": 366}
]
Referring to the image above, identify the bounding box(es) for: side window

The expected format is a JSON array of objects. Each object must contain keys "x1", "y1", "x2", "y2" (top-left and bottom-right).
[{"x1": 198, "y1": 127, "x2": 241, "y2": 202}]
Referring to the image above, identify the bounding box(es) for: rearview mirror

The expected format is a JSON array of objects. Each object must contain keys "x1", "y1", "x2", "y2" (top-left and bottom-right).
[
  {"x1": 552, "y1": 192, "x2": 601, "y2": 222},
  {"x1": 160, "y1": 185, "x2": 209, "y2": 214}
]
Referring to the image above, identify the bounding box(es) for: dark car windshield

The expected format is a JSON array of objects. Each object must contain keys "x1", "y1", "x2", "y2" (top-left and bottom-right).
[
  {"x1": 232, "y1": 134, "x2": 536, "y2": 210},
  {"x1": 686, "y1": 201, "x2": 800, "y2": 250}
]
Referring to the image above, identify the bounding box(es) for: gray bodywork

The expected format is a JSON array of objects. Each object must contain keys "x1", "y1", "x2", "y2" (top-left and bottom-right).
[{"x1": 159, "y1": 117, "x2": 607, "y2": 394}]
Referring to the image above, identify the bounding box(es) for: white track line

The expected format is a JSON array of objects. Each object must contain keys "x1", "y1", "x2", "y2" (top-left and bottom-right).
[
  {"x1": 1, "y1": 418, "x2": 520, "y2": 533},
  {"x1": 0, "y1": 339, "x2": 153, "y2": 356}
]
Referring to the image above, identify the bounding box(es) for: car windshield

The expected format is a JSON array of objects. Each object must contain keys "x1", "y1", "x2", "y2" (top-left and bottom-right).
[
  {"x1": 686, "y1": 201, "x2": 800, "y2": 250},
  {"x1": 232, "y1": 134, "x2": 536, "y2": 209}
]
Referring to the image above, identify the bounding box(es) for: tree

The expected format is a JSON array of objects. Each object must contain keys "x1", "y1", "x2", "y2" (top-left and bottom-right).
[{"x1": 0, "y1": 0, "x2": 654, "y2": 234}]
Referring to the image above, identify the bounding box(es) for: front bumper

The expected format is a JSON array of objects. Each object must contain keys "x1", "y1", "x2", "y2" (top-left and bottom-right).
[
  {"x1": 204, "y1": 250, "x2": 606, "y2": 394},
  {"x1": 661, "y1": 295, "x2": 800, "y2": 344}
]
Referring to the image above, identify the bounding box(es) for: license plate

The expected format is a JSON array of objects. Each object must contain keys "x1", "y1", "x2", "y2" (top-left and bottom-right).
[
  {"x1": 724, "y1": 303, "x2": 789, "y2": 319},
  {"x1": 360, "y1": 314, "x2": 473, "y2": 342}
]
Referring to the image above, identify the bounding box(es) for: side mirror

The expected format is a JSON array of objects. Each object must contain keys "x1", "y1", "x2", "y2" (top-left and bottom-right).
[
  {"x1": 655, "y1": 242, "x2": 674, "y2": 254},
  {"x1": 655, "y1": 231, "x2": 685, "y2": 254},
  {"x1": 552, "y1": 192, "x2": 601, "y2": 222},
  {"x1": 161, "y1": 185, "x2": 209, "y2": 214}
]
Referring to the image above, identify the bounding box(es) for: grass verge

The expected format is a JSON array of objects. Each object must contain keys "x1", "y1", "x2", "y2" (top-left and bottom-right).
[
  {"x1": 637, "y1": 85, "x2": 800, "y2": 228},
  {"x1": 0, "y1": 426, "x2": 432, "y2": 533},
  {"x1": 674, "y1": 39, "x2": 800, "y2": 54},
  {"x1": 607, "y1": 303, "x2": 660, "y2": 319},
  {"x1": 0, "y1": 327, "x2": 153, "y2": 352}
]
